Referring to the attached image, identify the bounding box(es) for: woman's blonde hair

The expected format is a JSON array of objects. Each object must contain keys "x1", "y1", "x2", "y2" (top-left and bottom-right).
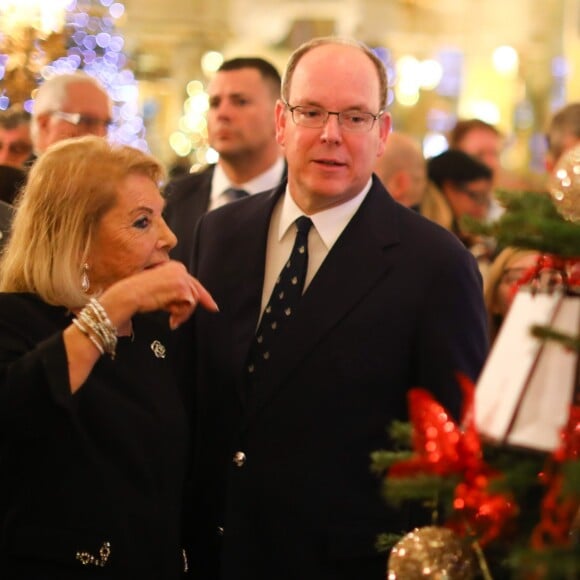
[
  {"x1": 0, "y1": 136, "x2": 164, "y2": 308},
  {"x1": 483, "y1": 246, "x2": 538, "y2": 341}
]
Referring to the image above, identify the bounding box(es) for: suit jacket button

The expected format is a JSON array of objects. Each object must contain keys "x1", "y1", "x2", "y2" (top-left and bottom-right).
[
  {"x1": 232, "y1": 451, "x2": 246, "y2": 467},
  {"x1": 217, "y1": 526, "x2": 224, "y2": 536}
]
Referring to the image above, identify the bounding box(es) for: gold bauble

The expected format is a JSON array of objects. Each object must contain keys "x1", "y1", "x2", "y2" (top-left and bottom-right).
[
  {"x1": 387, "y1": 526, "x2": 476, "y2": 579},
  {"x1": 548, "y1": 144, "x2": 580, "y2": 223}
]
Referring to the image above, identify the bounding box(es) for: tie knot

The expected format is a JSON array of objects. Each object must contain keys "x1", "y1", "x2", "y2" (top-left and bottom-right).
[
  {"x1": 223, "y1": 187, "x2": 249, "y2": 202},
  {"x1": 295, "y1": 216, "x2": 312, "y2": 236}
]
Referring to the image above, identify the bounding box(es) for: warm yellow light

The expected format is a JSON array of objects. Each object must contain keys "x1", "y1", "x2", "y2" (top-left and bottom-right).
[
  {"x1": 169, "y1": 131, "x2": 192, "y2": 156},
  {"x1": 492, "y1": 45, "x2": 519, "y2": 76},
  {"x1": 396, "y1": 55, "x2": 420, "y2": 82},
  {"x1": 205, "y1": 147, "x2": 219, "y2": 164},
  {"x1": 463, "y1": 100, "x2": 501, "y2": 125},
  {"x1": 186, "y1": 92, "x2": 209, "y2": 115},
  {"x1": 0, "y1": 0, "x2": 68, "y2": 36},
  {"x1": 186, "y1": 80, "x2": 205, "y2": 96},
  {"x1": 395, "y1": 81, "x2": 420, "y2": 107},
  {"x1": 419, "y1": 59, "x2": 443, "y2": 90},
  {"x1": 201, "y1": 51, "x2": 224, "y2": 76},
  {"x1": 423, "y1": 133, "x2": 448, "y2": 159}
]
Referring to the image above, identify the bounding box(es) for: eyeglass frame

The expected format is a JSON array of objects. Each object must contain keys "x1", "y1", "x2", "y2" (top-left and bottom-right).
[
  {"x1": 456, "y1": 184, "x2": 491, "y2": 207},
  {"x1": 51, "y1": 111, "x2": 112, "y2": 131},
  {"x1": 281, "y1": 99, "x2": 384, "y2": 133}
]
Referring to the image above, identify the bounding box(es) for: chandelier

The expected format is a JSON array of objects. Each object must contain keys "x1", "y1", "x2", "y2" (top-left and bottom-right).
[{"x1": 0, "y1": 0, "x2": 70, "y2": 105}]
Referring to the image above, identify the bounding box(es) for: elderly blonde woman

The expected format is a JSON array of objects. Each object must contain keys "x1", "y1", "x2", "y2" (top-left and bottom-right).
[{"x1": 0, "y1": 136, "x2": 217, "y2": 578}]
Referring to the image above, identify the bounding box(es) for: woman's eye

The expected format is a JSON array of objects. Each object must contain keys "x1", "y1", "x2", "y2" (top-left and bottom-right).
[{"x1": 133, "y1": 216, "x2": 150, "y2": 229}]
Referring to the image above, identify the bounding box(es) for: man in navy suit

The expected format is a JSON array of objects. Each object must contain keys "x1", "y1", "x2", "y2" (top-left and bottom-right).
[
  {"x1": 185, "y1": 37, "x2": 488, "y2": 580},
  {"x1": 164, "y1": 57, "x2": 286, "y2": 269}
]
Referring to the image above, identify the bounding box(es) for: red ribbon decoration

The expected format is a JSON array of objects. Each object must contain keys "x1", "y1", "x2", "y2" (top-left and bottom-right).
[
  {"x1": 509, "y1": 255, "x2": 580, "y2": 303},
  {"x1": 531, "y1": 405, "x2": 580, "y2": 549},
  {"x1": 388, "y1": 374, "x2": 517, "y2": 545}
]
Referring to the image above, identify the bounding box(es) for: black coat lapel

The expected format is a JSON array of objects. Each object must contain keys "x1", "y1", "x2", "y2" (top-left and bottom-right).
[{"x1": 245, "y1": 181, "x2": 402, "y2": 424}]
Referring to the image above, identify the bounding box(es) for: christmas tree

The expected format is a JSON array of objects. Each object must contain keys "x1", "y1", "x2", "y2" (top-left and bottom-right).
[
  {"x1": 0, "y1": 0, "x2": 146, "y2": 150},
  {"x1": 372, "y1": 174, "x2": 580, "y2": 578}
]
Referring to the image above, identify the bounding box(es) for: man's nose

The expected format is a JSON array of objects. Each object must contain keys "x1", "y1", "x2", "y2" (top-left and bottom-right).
[{"x1": 320, "y1": 113, "x2": 342, "y2": 143}]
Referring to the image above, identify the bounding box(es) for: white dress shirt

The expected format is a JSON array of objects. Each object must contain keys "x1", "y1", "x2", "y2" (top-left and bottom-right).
[
  {"x1": 260, "y1": 179, "x2": 373, "y2": 316},
  {"x1": 209, "y1": 158, "x2": 286, "y2": 210}
]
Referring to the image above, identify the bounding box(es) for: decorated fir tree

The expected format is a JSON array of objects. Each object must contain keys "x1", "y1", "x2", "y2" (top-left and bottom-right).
[
  {"x1": 372, "y1": 149, "x2": 580, "y2": 579},
  {"x1": 0, "y1": 0, "x2": 146, "y2": 149}
]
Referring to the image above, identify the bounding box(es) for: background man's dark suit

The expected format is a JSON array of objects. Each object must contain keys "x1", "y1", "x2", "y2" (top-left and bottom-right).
[
  {"x1": 185, "y1": 176, "x2": 488, "y2": 580},
  {"x1": 164, "y1": 163, "x2": 288, "y2": 271},
  {"x1": 0, "y1": 200, "x2": 14, "y2": 252},
  {"x1": 164, "y1": 164, "x2": 215, "y2": 268}
]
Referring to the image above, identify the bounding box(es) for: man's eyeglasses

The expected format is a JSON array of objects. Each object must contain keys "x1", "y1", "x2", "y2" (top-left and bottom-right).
[
  {"x1": 52, "y1": 111, "x2": 112, "y2": 131},
  {"x1": 282, "y1": 100, "x2": 383, "y2": 133},
  {"x1": 457, "y1": 185, "x2": 490, "y2": 207}
]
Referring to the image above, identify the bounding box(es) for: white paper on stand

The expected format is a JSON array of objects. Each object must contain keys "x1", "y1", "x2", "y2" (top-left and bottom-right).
[{"x1": 475, "y1": 290, "x2": 579, "y2": 452}]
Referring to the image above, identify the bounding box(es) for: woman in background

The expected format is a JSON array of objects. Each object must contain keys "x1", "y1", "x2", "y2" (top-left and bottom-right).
[
  {"x1": 483, "y1": 247, "x2": 540, "y2": 344},
  {"x1": 0, "y1": 136, "x2": 217, "y2": 578}
]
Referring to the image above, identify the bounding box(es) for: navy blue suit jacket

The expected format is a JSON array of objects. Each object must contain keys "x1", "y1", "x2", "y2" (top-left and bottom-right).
[
  {"x1": 164, "y1": 165, "x2": 214, "y2": 269},
  {"x1": 184, "y1": 176, "x2": 488, "y2": 580}
]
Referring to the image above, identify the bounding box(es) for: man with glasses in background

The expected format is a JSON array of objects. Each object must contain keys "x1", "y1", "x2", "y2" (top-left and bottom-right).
[
  {"x1": 31, "y1": 72, "x2": 112, "y2": 157},
  {"x1": 183, "y1": 37, "x2": 488, "y2": 580}
]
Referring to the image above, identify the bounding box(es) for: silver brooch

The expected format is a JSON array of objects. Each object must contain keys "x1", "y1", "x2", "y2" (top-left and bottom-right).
[{"x1": 150, "y1": 340, "x2": 166, "y2": 358}]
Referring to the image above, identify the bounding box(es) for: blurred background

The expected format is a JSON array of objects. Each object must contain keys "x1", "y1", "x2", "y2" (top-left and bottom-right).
[{"x1": 1, "y1": 0, "x2": 578, "y2": 187}]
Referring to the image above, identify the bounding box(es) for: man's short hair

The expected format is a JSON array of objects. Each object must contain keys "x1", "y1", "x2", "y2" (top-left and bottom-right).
[
  {"x1": 427, "y1": 149, "x2": 492, "y2": 190},
  {"x1": 448, "y1": 118, "x2": 502, "y2": 148},
  {"x1": 218, "y1": 57, "x2": 281, "y2": 97},
  {"x1": 30, "y1": 72, "x2": 110, "y2": 147},
  {"x1": 0, "y1": 107, "x2": 31, "y2": 130}
]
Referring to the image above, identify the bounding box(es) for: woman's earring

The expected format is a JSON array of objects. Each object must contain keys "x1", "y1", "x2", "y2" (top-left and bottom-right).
[{"x1": 81, "y1": 263, "x2": 90, "y2": 293}]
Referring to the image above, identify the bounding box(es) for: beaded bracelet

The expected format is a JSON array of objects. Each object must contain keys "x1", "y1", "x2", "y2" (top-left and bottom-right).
[
  {"x1": 74, "y1": 298, "x2": 118, "y2": 359},
  {"x1": 72, "y1": 317, "x2": 105, "y2": 355},
  {"x1": 86, "y1": 298, "x2": 117, "y2": 354}
]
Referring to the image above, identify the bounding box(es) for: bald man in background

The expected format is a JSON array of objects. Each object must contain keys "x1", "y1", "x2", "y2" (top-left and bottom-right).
[
  {"x1": 545, "y1": 102, "x2": 580, "y2": 172},
  {"x1": 373, "y1": 131, "x2": 427, "y2": 210}
]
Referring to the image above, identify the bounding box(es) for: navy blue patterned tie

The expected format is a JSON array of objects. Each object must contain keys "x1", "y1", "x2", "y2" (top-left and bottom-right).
[
  {"x1": 223, "y1": 187, "x2": 249, "y2": 203},
  {"x1": 247, "y1": 216, "x2": 313, "y2": 384}
]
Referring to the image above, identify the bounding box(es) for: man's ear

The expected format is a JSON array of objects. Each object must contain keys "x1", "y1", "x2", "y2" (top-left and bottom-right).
[
  {"x1": 275, "y1": 100, "x2": 287, "y2": 147},
  {"x1": 376, "y1": 113, "x2": 392, "y2": 157}
]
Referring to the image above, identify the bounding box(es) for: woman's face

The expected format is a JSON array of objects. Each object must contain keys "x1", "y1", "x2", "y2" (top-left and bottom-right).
[
  {"x1": 87, "y1": 173, "x2": 177, "y2": 292},
  {"x1": 445, "y1": 178, "x2": 492, "y2": 220},
  {"x1": 492, "y1": 253, "x2": 539, "y2": 316}
]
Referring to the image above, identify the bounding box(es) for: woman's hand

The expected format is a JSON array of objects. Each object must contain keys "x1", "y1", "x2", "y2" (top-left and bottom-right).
[{"x1": 98, "y1": 261, "x2": 218, "y2": 332}]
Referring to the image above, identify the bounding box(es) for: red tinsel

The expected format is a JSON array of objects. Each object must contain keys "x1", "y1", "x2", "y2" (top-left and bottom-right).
[
  {"x1": 388, "y1": 374, "x2": 517, "y2": 545},
  {"x1": 531, "y1": 406, "x2": 580, "y2": 549},
  {"x1": 510, "y1": 254, "x2": 580, "y2": 302}
]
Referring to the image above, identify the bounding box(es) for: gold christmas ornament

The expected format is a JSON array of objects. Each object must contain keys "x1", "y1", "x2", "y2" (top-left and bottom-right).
[
  {"x1": 548, "y1": 144, "x2": 580, "y2": 223},
  {"x1": 387, "y1": 526, "x2": 476, "y2": 579}
]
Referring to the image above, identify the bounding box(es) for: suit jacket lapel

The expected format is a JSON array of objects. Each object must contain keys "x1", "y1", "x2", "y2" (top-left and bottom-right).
[{"x1": 245, "y1": 181, "x2": 402, "y2": 425}]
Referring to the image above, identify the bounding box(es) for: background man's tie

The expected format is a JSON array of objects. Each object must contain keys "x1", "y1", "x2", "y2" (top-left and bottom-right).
[
  {"x1": 223, "y1": 187, "x2": 250, "y2": 202},
  {"x1": 246, "y1": 216, "x2": 313, "y2": 385}
]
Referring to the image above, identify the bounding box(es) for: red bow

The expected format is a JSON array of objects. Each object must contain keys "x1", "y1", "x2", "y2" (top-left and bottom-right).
[{"x1": 388, "y1": 374, "x2": 516, "y2": 545}]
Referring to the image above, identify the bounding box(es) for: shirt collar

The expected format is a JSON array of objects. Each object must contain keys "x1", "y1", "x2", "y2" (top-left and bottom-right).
[
  {"x1": 211, "y1": 157, "x2": 285, "y2": 200},
  {"x1": 278, "y1": 178, "x2": 373, "y2": 249}
]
